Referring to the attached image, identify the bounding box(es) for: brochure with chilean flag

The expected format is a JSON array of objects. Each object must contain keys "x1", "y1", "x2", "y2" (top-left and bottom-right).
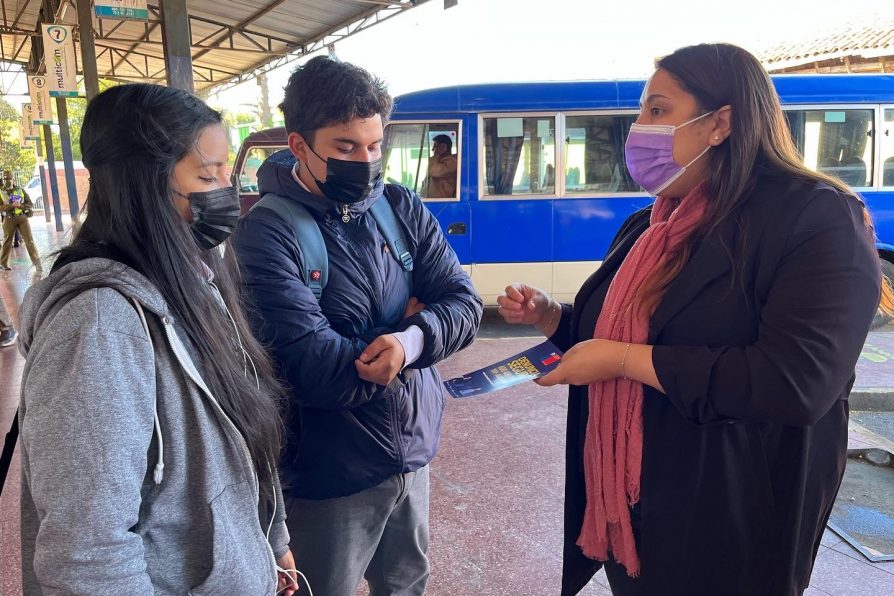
[{"x1": 443, "y1": 341, "x2": 563, "y2": 398}]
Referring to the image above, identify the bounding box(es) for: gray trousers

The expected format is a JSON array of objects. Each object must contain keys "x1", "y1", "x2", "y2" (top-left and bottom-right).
[
  {"x1": 0, "y1": 295, "x2": 12, "y2": 329},
  {"x1": 285, "y1": 465, "x2": 430, "y2": 596}
]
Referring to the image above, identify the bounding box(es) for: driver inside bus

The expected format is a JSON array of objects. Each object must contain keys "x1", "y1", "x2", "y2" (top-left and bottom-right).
[{"x1": 426, "y1": 134, "x2": 457, "y2": 198}]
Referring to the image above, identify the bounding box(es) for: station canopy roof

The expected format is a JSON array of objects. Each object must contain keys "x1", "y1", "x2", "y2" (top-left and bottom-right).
[
  {"x1": 0, "y1": 0, "x2": 427, "y2": 94},
  {"x1": 761, "y1": 17, "x2": 894, "y2": 73}
]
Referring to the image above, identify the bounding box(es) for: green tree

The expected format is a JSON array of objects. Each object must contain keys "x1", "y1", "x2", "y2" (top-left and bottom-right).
[
  {"x1": 0, "y1": 98, "x2": 36, "y2": 180},
  {"x1": 48, "y1": 79, "x2": 119, "y2": 163},
  {"x1": 219, "y1": 108, "x2": 260, "y2": 163},
  {"x1": 49, "y1": 96, "x2": 86, "y2": 162}
]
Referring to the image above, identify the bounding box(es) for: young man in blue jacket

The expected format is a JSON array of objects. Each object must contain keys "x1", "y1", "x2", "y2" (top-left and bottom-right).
[{"x1": 232, "y1": 57, "x2": 482, "y2": 596}]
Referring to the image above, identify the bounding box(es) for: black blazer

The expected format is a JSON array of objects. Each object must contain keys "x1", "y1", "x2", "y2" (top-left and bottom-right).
[{"x1": 553, "y1": 171, "x2": 881, "y2": 596}]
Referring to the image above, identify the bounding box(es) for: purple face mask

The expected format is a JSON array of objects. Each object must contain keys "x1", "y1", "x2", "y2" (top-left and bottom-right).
[{"x1": 625, "y1": 111, "x2": 714, "y2": 196}]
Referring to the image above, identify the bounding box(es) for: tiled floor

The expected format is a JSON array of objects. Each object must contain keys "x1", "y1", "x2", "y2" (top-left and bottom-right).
[{"x1": 1, "y1": 220, "x2": 893, "y2": 595}]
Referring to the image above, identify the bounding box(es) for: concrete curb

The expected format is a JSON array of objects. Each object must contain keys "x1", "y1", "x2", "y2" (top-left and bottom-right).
[{"x1": 850, "y1": 390, "x2": 894, "y2": 412}]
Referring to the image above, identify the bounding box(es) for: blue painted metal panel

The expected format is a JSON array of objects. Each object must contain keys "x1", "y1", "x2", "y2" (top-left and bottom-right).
[
  {"x1": 459, "y1": 115, "x2": 478, "y2": 205},
  {"x1": 471, "y1": 200, "x2": 553, "y2": 263},
  {"x1": 394, "y1": 75, "x2": 894, "y2": 115},
  {"x1": 396, "y1": 81, "x2": 631, "y2": 113},
  {"x1": 862, "y1": 191, "x2": 894, "y2": 252},
  {"x1": 553, "y1": 197, "x2": 653, "y2": 261},
  {"x1": 422, "y1": 200, "x2": 471, "y2": 264},
  {"x1": 774, "y1": 74, "x2": 894, "y2": 104}
]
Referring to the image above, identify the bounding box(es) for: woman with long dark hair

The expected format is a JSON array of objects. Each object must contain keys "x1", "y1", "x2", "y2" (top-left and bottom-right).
[
  {"x1": 17, "y1": 83, "x2": 297, "y2": 594},
  {"x1": 500, "y1": 43, "x2": 891, "y2": 595}
]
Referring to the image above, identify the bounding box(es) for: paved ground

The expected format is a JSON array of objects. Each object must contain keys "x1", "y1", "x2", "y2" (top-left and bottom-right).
[{"x1": 1, "y1": 218, "x2": 893, "y2": 595}]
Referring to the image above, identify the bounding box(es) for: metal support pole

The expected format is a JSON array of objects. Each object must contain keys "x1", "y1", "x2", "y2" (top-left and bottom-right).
[
  {"x1": 76, "y1": 0, "x2": 100, "y2": 100},
  {"x1": 55, "y1": 97, "x2": 79, "y2": 219},
  {"x1": 159, "y1": 0, "x2": 194, "y2": 93},
  {"x1": 35, "y1": 137, "x2": 51, "y2": 223},
  {"x1": 42, "y1": 124, "x2": 63, "y2": 232}
]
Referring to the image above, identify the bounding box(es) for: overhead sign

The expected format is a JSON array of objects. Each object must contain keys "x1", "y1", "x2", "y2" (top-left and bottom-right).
[
  {"x1": 95, "y1": 0, "x2": 149, "y2": 21},
  {"x1": 41, "y1": 24, "x2": 79, "y2": 97},
  {"x1": 17, "y1": 122, "x2": 31, "y2": 148},
  {"x1": 28, "y1": 75, "x2": 54, "y2": 125},
  {"x1": 22, "y1": 104, "x2": 40, "y2": 141}
]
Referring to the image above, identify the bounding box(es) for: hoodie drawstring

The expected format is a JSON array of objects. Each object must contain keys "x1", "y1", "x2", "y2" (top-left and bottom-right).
[{"x1": 131, "y1": 298, "x2": 165, "y2": 485}]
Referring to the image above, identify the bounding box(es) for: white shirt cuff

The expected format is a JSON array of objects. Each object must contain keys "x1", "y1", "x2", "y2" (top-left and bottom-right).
[{"x1": 392, "y1": 325, "x2": 424, "y2": 370}]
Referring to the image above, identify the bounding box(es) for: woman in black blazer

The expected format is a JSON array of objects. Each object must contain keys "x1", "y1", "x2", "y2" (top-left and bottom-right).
[{"x1": 499, "y1": 44, "x2": 888, "y2": 596}]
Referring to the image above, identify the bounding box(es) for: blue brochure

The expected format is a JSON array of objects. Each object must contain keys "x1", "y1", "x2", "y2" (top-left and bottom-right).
[{"x1": 443, "y1": 341, "x2": 563, "y2": 398}]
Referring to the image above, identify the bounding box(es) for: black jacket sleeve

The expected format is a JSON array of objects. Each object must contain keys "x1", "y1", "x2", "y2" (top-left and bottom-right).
[
  {"x1": 652, "y1": 190, "x2": 881, "y2": 426},
  {"x1": 548, "y1": 304, "x2": 575, "y2": 353},
  {"x1": 393, "y1": 188, "x2": 483, "y2": 368},
  {"x1": 232, "y1": 210, "x2": 384, "y2": 410}
]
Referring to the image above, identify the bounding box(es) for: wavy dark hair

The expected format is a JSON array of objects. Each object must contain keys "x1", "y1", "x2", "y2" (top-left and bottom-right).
[
  {"x1": 279, "y1": 55, "x2": 393, "y2": 143},
  {"x1": 57, "y1": 83, "x2": 284, "y2": 498},
  {"x1": 637, "y1": 43, "x2": 894, "y2": 315}
]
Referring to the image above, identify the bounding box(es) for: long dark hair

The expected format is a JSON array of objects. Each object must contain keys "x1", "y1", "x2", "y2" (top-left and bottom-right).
[
  {"x1": 59, "y1": 83, "x2": 283, "y2": 498},
  {"x1": 638, "y1": 43, "x2": 894, "y2": 314}
]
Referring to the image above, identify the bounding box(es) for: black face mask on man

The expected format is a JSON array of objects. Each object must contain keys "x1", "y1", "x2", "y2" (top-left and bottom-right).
[
  {"x1": 306, "y1": 144, "x2": 383, "y2": 205},
  {"x1": 176, "y1": 186, "x2": 241, "y2": 250}
]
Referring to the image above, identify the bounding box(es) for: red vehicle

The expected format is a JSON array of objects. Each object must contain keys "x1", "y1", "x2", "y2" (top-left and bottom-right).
[{"x1": 230, "y1": 127, "x2": 288, "y2": 213}]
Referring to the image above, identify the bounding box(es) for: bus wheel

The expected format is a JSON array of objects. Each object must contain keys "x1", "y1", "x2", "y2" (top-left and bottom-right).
[{"x1": 871, "y1": 258, "x2": 894, "y2": 330}]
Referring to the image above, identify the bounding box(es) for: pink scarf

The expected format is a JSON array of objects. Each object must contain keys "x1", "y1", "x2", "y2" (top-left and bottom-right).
[{"x1": 577, "y1": 181, "x2": 710, "y2": 577}]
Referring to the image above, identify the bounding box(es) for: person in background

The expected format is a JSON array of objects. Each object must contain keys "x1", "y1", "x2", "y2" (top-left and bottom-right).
[
  {"x1": 17, "y1": 83, "x2": 298, "y2": 595},
  {"x1": 426, "y1": 133, "x2": 458, "y2": 198},
  {"x1": 0, "y1": 171, "x2": 39, "y2": 271},
  {"x1": 232, "y1": 56, "x2": 482, "y2": 596},
  {"x1": 0, "y1": 294, "x2": 15, "y2": 347},
  {"x1": 499, "y1": 43, "x2": 889, "y2": 595}
]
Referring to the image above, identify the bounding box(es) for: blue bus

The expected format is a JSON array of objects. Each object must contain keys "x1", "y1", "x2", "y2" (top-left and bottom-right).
[{"x1": 233, "y1": 75, "x2": 894, "y2": 306}]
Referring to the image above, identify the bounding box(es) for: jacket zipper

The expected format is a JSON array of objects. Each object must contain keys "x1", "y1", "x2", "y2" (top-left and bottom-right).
[
  {"x1": 341, "y1": 203, "x2": 350, "y2": 223},
  {"x1": 159, "y1": 318, "x2": 278, "y2": 574}
]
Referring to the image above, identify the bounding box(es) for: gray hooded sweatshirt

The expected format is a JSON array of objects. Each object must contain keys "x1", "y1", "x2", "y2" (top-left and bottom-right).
[{"x1": 17, "y1": 257, "x2": 288, "y2": 595}]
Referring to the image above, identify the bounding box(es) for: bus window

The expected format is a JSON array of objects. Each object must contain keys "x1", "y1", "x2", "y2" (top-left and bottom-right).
[
  {"x1": 482, "y1": 115, "x2": 556, "y2": 197},
  {"x1": 564, "y1": 114, "x2": 639, "y2": 193},
  {"x1": 883, "y1": 109, "x2": 894, "y2": 187},
  {"x1": 383, "y1": 122, "x2": 460, "y2": 199},
  {"x1": 240, "y1": 146, "x2": 284, "y2": 193},
  {"x1": 785, "y1": 109, "x2": 874, "y2": 187}
]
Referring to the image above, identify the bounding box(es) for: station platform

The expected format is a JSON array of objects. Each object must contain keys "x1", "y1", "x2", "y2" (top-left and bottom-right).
[{"x1": 1, "y1": 218, "x2": 893, "y2": 595}]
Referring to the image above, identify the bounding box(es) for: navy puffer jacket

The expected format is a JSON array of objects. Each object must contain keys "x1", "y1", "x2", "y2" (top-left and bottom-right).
[{"x1": 232, "y1": 152, "x2": 482, "y2": 499}]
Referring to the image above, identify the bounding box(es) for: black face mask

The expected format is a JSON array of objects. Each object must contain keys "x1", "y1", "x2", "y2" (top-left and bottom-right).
[
  {"x1": 307, "y1": 144, "x2": 383, "y2": 205},
  {"x1": 178, "y1": 186, "x2": 241, "y2": 250}
]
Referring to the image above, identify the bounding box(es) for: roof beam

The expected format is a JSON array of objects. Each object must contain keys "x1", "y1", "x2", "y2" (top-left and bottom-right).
[
  {"x1": 190, "y1": 0, "x2": 286, "y2": 62},
  {"x1": 11, "y1": 33, "x2": 28, "y2": 61},
  {"x1": 207, "y1": 0, "x2": 424, "y2": 95},
  {"x1": 12, "y1": 0, "x2": 36, "y2": 29},
  {"x1": 96, "y1": 42, "x2": 242, "y2": 80},
  {"x1": 0, "y1": 24, "x2": 32, "y2": 35}
]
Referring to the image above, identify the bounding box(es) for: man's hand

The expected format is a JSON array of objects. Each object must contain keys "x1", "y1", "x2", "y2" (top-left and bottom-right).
[
  {"x1": 404, "y1": 297, "x2": 426, "y2": 318},
  {"x1": 356, "y1": 334, "x2": 406, "y2": 386}
]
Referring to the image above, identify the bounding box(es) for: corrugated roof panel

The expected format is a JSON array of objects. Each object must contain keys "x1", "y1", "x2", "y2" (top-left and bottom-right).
[
  {"x1": 0, "y1": 0, "x2": 428, "y2": 93},
  {"x1": 761, "y1": 19, "x2": 894, "y2": 67}
]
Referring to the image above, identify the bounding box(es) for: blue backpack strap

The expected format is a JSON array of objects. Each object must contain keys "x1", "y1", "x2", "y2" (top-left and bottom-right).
[
  {"x1": 251, "y1": 193, "x2": 328, "y2": 300},
  {"x1": 370, "y1": 191, "x2": 414, "y2": 277}
]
